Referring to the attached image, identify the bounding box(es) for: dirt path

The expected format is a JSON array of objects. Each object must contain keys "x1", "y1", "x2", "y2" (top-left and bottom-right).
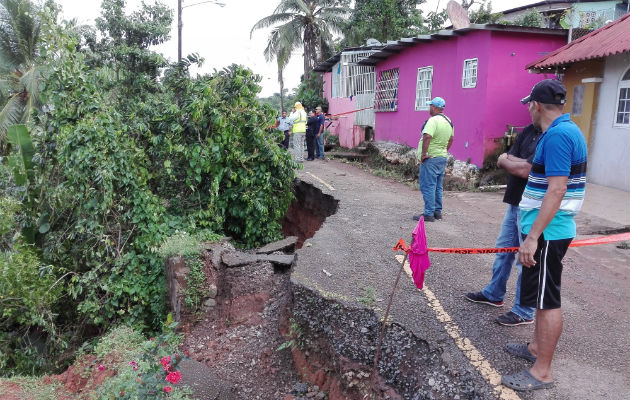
[{"x1": 293, "y1": 159, "x2": 630, "y2": 400}]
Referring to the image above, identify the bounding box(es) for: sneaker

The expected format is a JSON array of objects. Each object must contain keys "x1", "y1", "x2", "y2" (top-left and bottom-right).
[
  {"x1": 464, "y1": 292, "x2": 504, "y2": 307},
  {"x1": 434, "y1": 212, "x2": 442, "y2": 220},
  {"x1": 413, "y1": 215, "x2": 435, "y2": 222},
  {"x1": 496, "y1": 311, "x2": 534, "y2": 326}
]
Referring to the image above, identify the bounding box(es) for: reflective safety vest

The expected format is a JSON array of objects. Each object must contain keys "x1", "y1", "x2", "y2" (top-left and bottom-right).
[{"x1": 291, "y1": 109, "x2": 307, "y2": 133}]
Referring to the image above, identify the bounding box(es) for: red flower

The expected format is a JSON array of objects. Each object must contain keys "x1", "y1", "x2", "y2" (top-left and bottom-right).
[
  {"x1": 97, "y1": 364, "x2": 105, "y2": 371},
  {"x1": 160, "y1": 355, "x2": 171, "y2": 371},
  {"x1": 164, "y1": 386, "x2": 173, "y2": 393},
  {"x1": 165, "y1": 370, "x2": 182, "y2": 384}
]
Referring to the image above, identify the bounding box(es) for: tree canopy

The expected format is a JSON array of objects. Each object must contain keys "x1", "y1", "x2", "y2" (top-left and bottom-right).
[{"x1": 338, "y1": 0, "x2": 425, "y2": 48}]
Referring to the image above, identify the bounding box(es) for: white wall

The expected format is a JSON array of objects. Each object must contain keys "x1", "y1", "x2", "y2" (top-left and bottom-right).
[{"x1": 590, "y1": 53, "x2": 630, "y2": 191}]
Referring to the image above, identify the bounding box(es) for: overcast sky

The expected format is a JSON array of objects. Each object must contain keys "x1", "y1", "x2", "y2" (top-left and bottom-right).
[{"x1": 54, "y1": 0, "x2": 535, "y2": 97}]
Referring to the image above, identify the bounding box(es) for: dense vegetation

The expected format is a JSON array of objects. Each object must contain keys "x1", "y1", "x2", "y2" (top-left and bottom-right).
[
  {"x1": 0, "y1": 0, "x2": 296, "y2": 375},
  {"x1": 0, "y1": 0, "x2": 552, "y2": 378}
]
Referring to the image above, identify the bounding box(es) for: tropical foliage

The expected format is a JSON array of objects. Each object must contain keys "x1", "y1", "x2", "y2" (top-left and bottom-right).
[
  {"x1": 251, "y1": 0, "x2": 348, "y2": 77},
  {"x1": 0, "y1": 0, "x2": 296, "y2": 376},
  {"x1": 0, "y1": 0, "x2": 46, "y2": 152},
  {"x1": 338, "y1": 0, "x2": 424, "y2": 48}
]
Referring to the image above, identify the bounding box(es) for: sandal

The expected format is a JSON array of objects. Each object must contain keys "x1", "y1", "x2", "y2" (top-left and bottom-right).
[
  {"x1": 502, "y1": 369, "x2": 554, "y2": 391},
  {"x1": 505, "y1": 342, "x2": 537, "y2": 362}
]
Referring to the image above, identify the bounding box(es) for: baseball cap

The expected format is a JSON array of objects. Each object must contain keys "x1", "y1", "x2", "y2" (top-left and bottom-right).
[
  {"x1": 427, "y1": 97, "x2": 446, "y2": 108},
  {"x1": 521, "y1": 79, "x2": 566, "y2": 105}
]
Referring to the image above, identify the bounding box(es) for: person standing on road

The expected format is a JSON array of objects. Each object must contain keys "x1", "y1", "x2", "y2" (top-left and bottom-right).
[
  {"x1": 277, "y1": 110, "x2": 292, "y2": 150},
  {"x1": 305, "y1": 110, "x2": 318, "y2": 161},
  {"x1": 414, "y1": 97, "x2": 454, "y2": 222},
  {"x1": 289, "y1": 102, "x2": 307, "y2": 162},
  {"x1": 315, "y1": 106, "x2": 326, "y2": 159},
  {"x1": 501, "y1": 79, "x2": 587, "y2": 392},
  {"x1": 465, "y1": 123, "x2": 541, "y2": 326}
]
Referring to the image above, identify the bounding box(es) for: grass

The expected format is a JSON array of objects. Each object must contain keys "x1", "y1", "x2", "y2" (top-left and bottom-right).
[
  {"x1": 157, "y1": 230, "x2": 222, "y2": 259},
  {"x1": 357, "y1": 286, "x2": 376, "y2": 307},
  {"x1": 1, "y1": 376, "x2": 60, "y2": 399}
]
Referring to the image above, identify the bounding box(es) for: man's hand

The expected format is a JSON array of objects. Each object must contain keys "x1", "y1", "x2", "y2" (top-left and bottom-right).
[
  {"x1": 519, "y1": 235, "x2": 538, "y2": 267},
  {"x1": 421, "y1": 154, "x2": 432, "y2": 163},
  {"x1": 497, "y1": 152, "x2": 508, "y2": 168}
]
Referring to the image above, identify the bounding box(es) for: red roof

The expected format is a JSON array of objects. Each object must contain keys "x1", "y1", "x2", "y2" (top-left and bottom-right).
[{"x1": 527, "y1": 13, "x2": 630, "y2": 70}]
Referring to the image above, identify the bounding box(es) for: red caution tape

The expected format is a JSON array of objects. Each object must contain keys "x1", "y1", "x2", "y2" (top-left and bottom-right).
[
  {"x1": 326, "y1": 106, "x2": 374, "y2": 119},
  {"x1": 394, "y1": 232, "x2": 630, "y2": 255}
]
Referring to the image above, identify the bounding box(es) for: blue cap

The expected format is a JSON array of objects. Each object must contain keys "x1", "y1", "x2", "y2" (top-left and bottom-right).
[{"x1": 427, "y1": 97, "x2": 446, "y2": 108}]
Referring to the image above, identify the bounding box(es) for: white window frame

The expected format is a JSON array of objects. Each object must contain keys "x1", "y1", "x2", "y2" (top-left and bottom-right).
[
  {"x1": 415, "y1": 66, "x2": 433, "y2": 111},
  {"x1": 342, "y1": 51, "x2": 377, "y2": 97},
  {"x1": 462, "y1": 58, "x2": 478, "y2": 89},
  {"x1": 374, "y1": 68, "x2": 399, "y2": 112},
  {"x1": 614, "y1": 67, "x2": 630, "y2": 127}
]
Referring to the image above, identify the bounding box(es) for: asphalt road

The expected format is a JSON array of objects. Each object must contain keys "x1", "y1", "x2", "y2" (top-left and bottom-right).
[{"x1": 292, "y1": 159, "x2": 630, "y2": 400}]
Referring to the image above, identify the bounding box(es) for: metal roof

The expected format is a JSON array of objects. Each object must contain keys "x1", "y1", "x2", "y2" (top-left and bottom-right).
[
  {"x1": 312, "y1": 45, "x2": 384, "y2": 72},
  {"x1": 527, "y1": 13, "x2": 630, "y2": 70},
  {"x1": 355, "y1": 24, "x2": 567, "y2": 66},
  {"x1": 499, "y1": 0, "x2": 608, "y2": 16}
]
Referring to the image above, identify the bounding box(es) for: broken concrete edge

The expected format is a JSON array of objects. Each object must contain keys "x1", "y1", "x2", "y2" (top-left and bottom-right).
[
  {"x1": 221, "y1": 252, "x2": 297, "y2": 268},
  {"x1": 256, "y1": 236, "x2": 299, "y2": 254},
  {"x1": 286, "y1": 282, "x2": 496, "y2": 399},
  {"x1": 165, "y1": 238, "x2": 297, "y2": 322}
]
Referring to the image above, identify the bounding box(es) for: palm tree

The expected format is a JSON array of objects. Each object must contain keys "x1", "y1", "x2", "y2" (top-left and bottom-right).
[
  {"x1": 262, "y1": 26, "x2": 292, "y2": 112},
  {"x1": 251, "y1": 0, "x2": 348, "y2": 79},
  {"x1": 0, "y1": 0, "x2": 43, "y2": 152}
]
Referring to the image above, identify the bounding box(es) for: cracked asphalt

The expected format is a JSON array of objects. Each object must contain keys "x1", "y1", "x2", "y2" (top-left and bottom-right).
[{"x1": 292, "y1": 158, "x2": 630, "y2": 400}]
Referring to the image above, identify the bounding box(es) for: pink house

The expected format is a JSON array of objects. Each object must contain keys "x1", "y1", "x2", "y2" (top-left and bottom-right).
[{"x1": 318, "y1": 25, "x2": 568, "y2": 166}]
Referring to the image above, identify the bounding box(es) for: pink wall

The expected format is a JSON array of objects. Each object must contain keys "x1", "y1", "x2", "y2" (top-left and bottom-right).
[
  {"x1": 481, "y1": 31, "x2": 566, "y2": 161},
  {"x1": 323, "y1": 72, "x2": 358, "y2": 148},
  {"x1": 373, "y1": 30, "x2": 567, "y2": 166}
]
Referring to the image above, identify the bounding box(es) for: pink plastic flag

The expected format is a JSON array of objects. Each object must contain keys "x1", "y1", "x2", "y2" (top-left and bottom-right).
[{"x1": 408, "y1": 216, "x2": 431, "y2": 289}]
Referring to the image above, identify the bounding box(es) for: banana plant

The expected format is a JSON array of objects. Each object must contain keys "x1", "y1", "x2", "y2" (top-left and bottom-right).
[{"x1": 6, "y1": 124, "x2": 42, "y2": 241}]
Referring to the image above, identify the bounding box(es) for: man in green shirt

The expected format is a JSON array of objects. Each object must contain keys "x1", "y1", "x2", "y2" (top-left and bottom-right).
[{"x1": 414, "y1": 97, "x2": 454, "y2": 222}]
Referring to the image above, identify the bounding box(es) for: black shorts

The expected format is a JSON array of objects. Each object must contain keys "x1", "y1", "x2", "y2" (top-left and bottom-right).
[{"x1": 520, "y1": 234, "x2": 572, "y2": 310}]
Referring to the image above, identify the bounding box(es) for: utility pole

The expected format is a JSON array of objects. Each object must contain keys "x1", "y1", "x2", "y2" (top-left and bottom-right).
[
  {"x1": 178, "y1": 0, "x2": 182, "y2": 62},
  {"x1": 177, "y1": 0, "x2": 226, "y2": 63}
]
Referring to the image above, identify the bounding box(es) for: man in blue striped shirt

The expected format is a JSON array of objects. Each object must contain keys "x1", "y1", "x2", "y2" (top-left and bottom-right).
[{"x1": 502, "y1": 79, "x2": 587, "y2": 392}]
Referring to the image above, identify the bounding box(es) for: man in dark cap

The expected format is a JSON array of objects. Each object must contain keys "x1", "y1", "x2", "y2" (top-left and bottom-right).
[{"x1": 501, "y1": 79, "x2": 587, "y2": 391}]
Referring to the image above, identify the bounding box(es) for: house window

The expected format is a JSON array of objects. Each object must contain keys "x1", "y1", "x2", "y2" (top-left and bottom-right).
[
  {"x1": 615, "y1": 68, "x2": 630, "y2": 126},
  {"x1": 415, "y1": 67, "x2": 433, "y2": 111},
  {"x1": 462, "y1": 58, "x2": 478, "y2": 88},
  {"x1": 342, "y1": 51, "x2": 377, "y2": 96},
  {"x1": 571, "y1": 85, "x2": 584, "y2": 116},
  {"x1": 374, "y1": 68, "x2": 399, "y2": 112}
]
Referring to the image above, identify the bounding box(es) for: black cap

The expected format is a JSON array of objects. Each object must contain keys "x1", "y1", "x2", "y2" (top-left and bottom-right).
[{"x1": 521, "y1": 79, "x2": 567, "y2": 105}]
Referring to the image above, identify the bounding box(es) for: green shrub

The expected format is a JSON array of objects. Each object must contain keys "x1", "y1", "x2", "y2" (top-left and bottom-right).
[
  {"x1": 157, "y1": 230, "x2": 222, "y2": 259},
  {"x1": 0, "y1": 242, "x2": 65, "y2": 375},
  {"x1": 94, "y1": 319, "x2": 191, "y2": 399}
]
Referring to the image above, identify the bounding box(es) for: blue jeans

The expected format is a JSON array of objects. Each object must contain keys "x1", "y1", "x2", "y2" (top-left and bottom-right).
[
  {"x1": 315, "y1": 132, "x2": 325, "y2": 159},
  {"x1": 419, "y1": 156, "x2": 447, "y2": 216},
  {"x1": 481, "y1": 205, "x2": 535, "y2": 320}
]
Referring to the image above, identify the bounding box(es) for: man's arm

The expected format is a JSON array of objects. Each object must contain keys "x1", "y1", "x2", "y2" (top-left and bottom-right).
[
  {"x1": 318, "y1": 115, "x2": 325, "y2": 137},
  {"x1": 497, "y1": 153, "x2": 532, "y2": 178},
  {"x1": 447, "y1": 136, "x2": 453, "y2": 151},
  {"x1": 421, "y1": 133, "x2": 432, "y2": 162},
  {"x1": 518, "y1": 175, "x2": 568, "y2": 267}
]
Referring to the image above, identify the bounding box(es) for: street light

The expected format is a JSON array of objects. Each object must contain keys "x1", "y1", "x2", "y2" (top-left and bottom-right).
[{"x1": 178, "y1": 0, "x2": 225, "y2": 62}]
